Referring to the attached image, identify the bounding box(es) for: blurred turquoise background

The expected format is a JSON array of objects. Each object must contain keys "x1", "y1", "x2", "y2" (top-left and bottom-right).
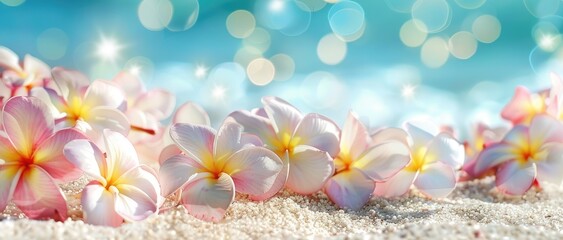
[{"x1": 1, "y1": 0, "x2": 562, "y2": 133}]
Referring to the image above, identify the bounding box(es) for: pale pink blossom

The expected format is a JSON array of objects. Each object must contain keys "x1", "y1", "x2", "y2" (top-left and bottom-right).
[{"x1": 0, "y1": 46, "x2": 52, "y2": 97}]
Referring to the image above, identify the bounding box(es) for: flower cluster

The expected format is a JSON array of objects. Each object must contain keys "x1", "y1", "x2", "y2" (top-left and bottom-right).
[{"x1": 1, "y1": 47, "x2": 563, "y2": 226}]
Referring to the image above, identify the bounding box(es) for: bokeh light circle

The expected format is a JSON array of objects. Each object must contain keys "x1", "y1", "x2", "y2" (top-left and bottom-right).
[
  {"x1": 328, "y1": 1, "x2": 365, "y2": 38},
  {"x1": 317, "y1": 33, "x2": 347, "y2": 65},
  {"x1": 36, "y1": 28, "x2": 68, "y2": 60},
  {"x1": 270, "y1": 54, "x2": 295, "y2": 81},
  {"x1": 242, "y1": 28, "x2": 271, "y2": 53},
  {"x1": 234, "y1": 46, "x2": 263, "y2": 67},
  {"x1": 472, "y1": 15, "x2": 501, "y2": 43},
  {"x1": 161, "y1": 0, "x2": 199, "y2": 31},
  {"x1": 400, "y1": 19, "x2": 428, "y2": 47},
  {"x1": 454, "y1": 0, "x2": 486, "y2": 9},
  {"x1": 524, "y1": 0, "x2": 559, "y2": 18},
  {"x1": 1, "y1": 0, "x2": 25, "y2": 7},
  {"x1": 247, "y1": 58, "x2": 276, "y2": 86},
  {"x1": 297, "y1": 0, "x2": 327, "y2": 12},
  {"x1": 448, "y1": 31, "x2": 478, "y2": 59},
  {"x1": 384, "y1": 0, "x2": 417, "y2": 13},
  {"x1": 411, "y1": 0, "x2": 451, "y2": 33},
  {"x1": 301, "y1": 71, "x2": 346, "y2": 109},
  {"x1": 421, "y1": 37, "x2": 449, "y2": 68},
  {"x1": 138, "y1": 0, "x2": 172, "y2": 31},
  {"x1": 255, "y1": 0, "x2": 311, "y2": 36},
  {"x1": 226, "y1": 10, "x2": 256, "y2": 39}
]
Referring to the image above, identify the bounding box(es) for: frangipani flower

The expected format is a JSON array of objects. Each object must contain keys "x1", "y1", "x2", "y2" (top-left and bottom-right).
[
  {"x1": 112, "y1": 72, "x2": 175, "y2": 144},
  {"x1": 34, "y1": 67, "x2": 129, "y2": 141},
  {"x1": 473, "y1": 115, "x2": 563, "y2": 195},
  {"x1": 324, "y1": 112, "x2": 410, "y2": 210},
  {"x1": 229, "y1": 96, "x2": 340, "y2": 199},
  {"x1": 461, "y1": 123, "x2": 508, "y2": 180},
  {"x1": 0, "y1": 96, "x2": 86, "y2": 220},
  {"x1": 0, "y1": 46, "x2": 52, "y2": 96},
  {"x1": 63, "y1": 129, "x2": 160, "y2": 226},
  {"x1": 159, "y1": 121, "x2": 283, "y2": 222},
  {"x1": 374, "y1": 121, "x2": 465, "y2": 198},
  {"x1": 501, "y1": 86, "x2": 548, "y2": 125}
]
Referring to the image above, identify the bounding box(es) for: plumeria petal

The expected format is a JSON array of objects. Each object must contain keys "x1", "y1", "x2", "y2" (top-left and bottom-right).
[
  {"x1": 133, "y1": 89, "x2": 176, "y2": 120},
  {"x1": 103, "y1": 129, "x2": 140, "y2": 179},
  {"x1": 173, "y1": 102, "x2": 211, "y2": 126},
  {"x1": 181, "y1": 172, "x2": 235, "y2": 222},
  {"x1": 414, "y1": 162, "x2": 456, "y2": 198},
  {"x1": 528, "y1": 115, "x2": 563, "y2": 144},
  {"x1": 158, "y1": 144, "x2": 182, "y2": 165},
  {"x1": 373, "y1": 169, "x2": 417, "y2": 198},
  {"x1": 293, "y1": 113, "x2": 340, "y2": 157},
  {"x1": 286, "y1": 145, "x2": 334, "y2": 195},
  {"x1": 63, "y1": 139, "x2": 106, "y2": 183},
  {"x1": 170, "y1": 123, "x2": 215, "y2": 167},
  {"x1": 112, "y1": 72, "x2": 145, "y2": 100},
  {"x1": 33, "y1": 128, "x2": 86, "y2": 182},
  {"x1": 214, "y1": 122, "x2": 244, "y2": 165},
  {"x1": 249, "y1": 151, "x2": 289, "y2": 201},
  {"x1": 81, "y1": 182, "x2": 123, "y2": 227},
  {"x1": 159, "y1": 154, "x2": 203, "y2": 196},
  {"x1": 85, "y1": 106, "x2": 130, "y2": 137},
  {"x1": 223, "y1": 147, "x2": 283, "y2": 195},
  {"x1": 0, "y1": 164, "x2": 23, "y2": 212},
  {"x1": 12, "y1": 166, "x2": 68, "y2": 220},
  {"x1": 262, "y1": 96, "x2": 302, "y2": 138},
  {"x1": 340, "y1": 111, "x2": 370, "y2": 160},
  {"x1": 227, "y1": 110, "x2": 278, "y2": 146},
  {"x1": 405, "y1": 121, "x2": 438, "y2": 150},
  {"x1": 126, "y1": 109, "x2": 159, "y2": 144},
  {"x1": 0, "y1": 46, "x2": 22, "y2": 72},
  {"x1": 0, "y1": 137, "x2": 22, "y2": 164},
  {"x1": 371, "y1": 127, "x2": 410, "y2": 148},
  {"x1": 83, "y1": 80, "x2": 125, "y2": 109},
  {"x1": 495, "y1": 161, "x2": 536, "y2": 195},
  {"x1": 113, "y1": 183, "x2": 157, "y2": 222},
  {"x1": 51, "y1": 67, "x2": 90, "y2": 99},
  {"x1": 501, "y1": 86, "x2": 537, "y2": 124},
  {"x1": 3, "y1": 96, "x2": 54, "y2": 158},
  {"x1": 324, "y1": 168, "x2": 375, "y2": 210},
  {"x1": 474, "y1": 143, "x2": 519, "y2": 175},
  {"x1": 423, "y1": 133, "x2": 465, "y2": 169},
  {"x1": 536, "y1": 144, "x2": 563, "y2": 185},
  {"x1": 22, "y1": 54, "x2": 50, "y2": 84},
  {"x1": 352, "y1": 141, "x2": 411, "y2": 181}
]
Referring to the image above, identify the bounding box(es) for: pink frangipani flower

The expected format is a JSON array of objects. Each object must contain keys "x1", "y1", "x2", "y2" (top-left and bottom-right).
[
  {"x1": 228, "y1": 97, "x2": 340, "y2": 199},
  {"x1": 473, "y1": 115, "x2": 563, "y2": 195},
  {"x1": 159, "y1": 121, "x2": 283, "y2": 222},
  {"x1": 0, "y1": 96, "x2": 86, "y2": 220},
  {"x1": 374, "y1": 121, "x2": 465, "y2": 198},
  {"x1": 33, "y1": 67, "x2": 129, "y2": 142},
  {"x1": 324, "y1": 112, "x2": 410, "y2": 210},
  {"x1": 63, "y1": 129, "x2": 161, "y2": 226},
  {"x1": 0, "y1": 46, "x2": 52, "y2": 97}
]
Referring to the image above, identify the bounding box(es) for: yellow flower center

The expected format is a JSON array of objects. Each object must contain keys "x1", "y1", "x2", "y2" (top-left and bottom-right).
[
  {"x1": 405, "y1": 146, "x2": 428, "y2": 172},
  {"x1": 63, "y1": 96, "x2": 90, "y2": 125}
]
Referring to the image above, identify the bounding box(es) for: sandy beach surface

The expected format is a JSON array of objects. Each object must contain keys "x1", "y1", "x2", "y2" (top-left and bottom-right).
[{"x1": 1, "y1": 177, "x2": 562, "y2": 239}]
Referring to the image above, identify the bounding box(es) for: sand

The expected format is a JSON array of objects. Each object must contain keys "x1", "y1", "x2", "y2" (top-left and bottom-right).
[{"x1": 1, "y1": 177, "x2": 562, "y2": 239}]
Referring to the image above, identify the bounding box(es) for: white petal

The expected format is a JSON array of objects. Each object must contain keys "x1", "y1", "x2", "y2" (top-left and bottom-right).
[
  {"x1": 81, "y1": 182, "x2": 123, "y2": 227},
  {"x1": 159, "y1": 154, "x2": 203, "y2": 196},
  {"x1": 495, "y1": 161, "x2": 536, "y2": 195},
  {"x1": 340, "y1": 111, "x2": 370, "y2": 160},
  {"x1": 181, "y1": 172, "x2": 235, "y2": 222},
  {"x1": 169, "y1": 123, "x2": 215, "y2": 167},
  {"x1": 262, "y1": 96, "x2": 302, "y2": 139},
  {"x1": 424, "y1": 133, "x2": 465, "y2": 169},
  {"x1": 292, "y1": 113, "x2": 340, "y2": 157},
  {"x1": 414, "y1": 162, "x2": 456, "y2": 198},
  {"x1": 173, "y1": 102, "x2": 210, "y2": 126},
  {"x1": 373, "y1": 169, "x2": 417, "y2": 198},
  {"x1": 353, "y1": 141, "x2": 411, "y2": 181},
  {"x1": 286, "y1": 145, "x2": 334, "y2": 195}
]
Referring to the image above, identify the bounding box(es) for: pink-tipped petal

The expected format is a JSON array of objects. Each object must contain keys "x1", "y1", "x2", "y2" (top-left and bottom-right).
[
  {"x1": 63, "y1": 139, "x2": 106, "y2": 182},
  {"x1": 371, "y1": 127, "x2": 410, "y2": 148},
  {"x1": 112, "y1": 72, "x2": 145, "y2": 100},
  {"x1": 286, "y1": 145, "x2": 334, "y2": 195},
  {"x1": 113, "y1": 184, "x2": 158, "y2": 222},
  {"x1": 51, "y1": 67, "x2": 90, "y2": 99},
  {"x1": 414, "y1": 162, "x2": 456, "y2": 198},
  {"x1": 227, "y1": 110, "x2": 278, "y2": 146},
  {"x1": 474, "y1": 143, "x2": 518, "y2": 175},
  {"x1": 249, "y1": 151, "x2": 289, "y2": 201},
  {"x1": 536, "y1": 144, "x2": 563, "y2": 185},
  {"x1": 373, "y1": 169, "x2": 417, "y2": 198},
  {"x1": 0, "y1": 46, "x2": 22, "y2": 72},
  {"x1": 32, "y1": 128, "x2": 87, "y2": 182},
  {"x1": 340, "y1": 111, "x2": 370, "y2": 160},
  {"x1": 529, "y1": 115, "x2": 563, "y2": 144},
  {"x1": 158, "y1": 144, "x2": 182, "y2": 165},
  {"x1": 12, "y1": 166, "x2": 68, "y2": 220},
  {"x1": 0, "y1": 165, "x2": 23, "y2": 212},
  {"x1": 324, "y1": 168, "x2": 375, "y2": 210},
  {"x1": 495, "y1": 161, "x2": 536, "y2": 195},
  {"x1": 214, "y1": 122, "x2": 244, "y2": 164},
  {"x1": 501, "y1": 86, "x2": 536, "y2": 124},
  {"x1": 83, "y1": 80, "x2": 125, "y2": 109},
  {"x1": 22, "y1": 54, "x2": 50, "y2": 84},
  {"x1": 262, "y1": 96, "x2": 302, "y2": 138},
  {"x1": 405, "y1": 121, "x2": 438, "y2": 150},
  {"x1": 103, "y1": 129, "x2": 140, "y2": 178},
  {"x1": 81, "y1": 182, "x2": 123, "y2": 227},
  {"x1": 353, "y1": 141, "x2": 411, "y2": 181},
  {"x1": 223, "y1": 147, "x2": 283, "y2": 195},
  {"x1": 292, "y1": 113, "x2": 340, "y2": 157},
  {"x1": 3, "y1": 96, "x2": 54, "y2": 158},
  {"x1": 424, "y1": 133, "x2": 465, "y2": 169},
  {"x1": 85, "y1": 107, "x2": 131, "y2": 137},
  {"x1": 169, "y1": 123, "x2": 215, "y2": 166},
  {"x1": 181, "y1": 172, "x2": 235, "y2": 222},
  {"x1": 159, "y1": 154, "x2": 203, "y2": 196},
  {"x1": 133, "y1": 89, "x2": 176, "y2": 120},
  {"x1": 173, "y1": 102, "x2": 211, "y2": 126}
]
